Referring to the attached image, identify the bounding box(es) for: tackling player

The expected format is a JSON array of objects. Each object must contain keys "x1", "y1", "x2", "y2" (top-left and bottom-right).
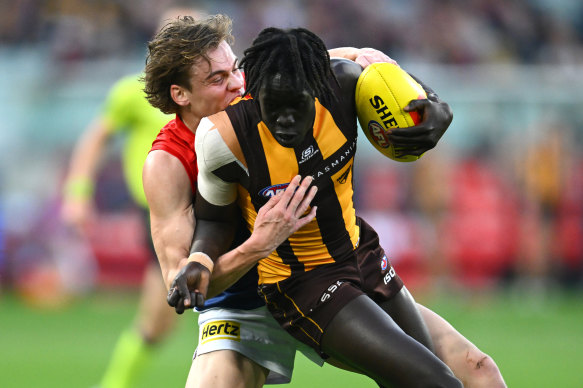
[{"x1": 144, "y1": 14, "x2": 506, "y2": 388}]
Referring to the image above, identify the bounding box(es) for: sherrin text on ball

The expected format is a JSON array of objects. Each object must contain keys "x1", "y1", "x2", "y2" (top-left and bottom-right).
[{"x1": 355, "y1": 62, "x2": 426, "y2": 162}]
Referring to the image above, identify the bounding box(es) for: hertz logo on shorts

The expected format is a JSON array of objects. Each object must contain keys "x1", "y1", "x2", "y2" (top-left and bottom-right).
[{"x1": 200, "y1": 320, "x2": 241, "y2": 345}]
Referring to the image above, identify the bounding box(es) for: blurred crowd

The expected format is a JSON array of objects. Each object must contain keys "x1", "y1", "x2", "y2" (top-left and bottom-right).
[
  {"x1": 356, "y1": 123, "x2": 583, "y2": 292},
  {"x1": 2, "y1": 0, "x2": 583, "y2": 64},
  {"x1": 1, "y1": 0, "x2": 583, "y2": 305}
]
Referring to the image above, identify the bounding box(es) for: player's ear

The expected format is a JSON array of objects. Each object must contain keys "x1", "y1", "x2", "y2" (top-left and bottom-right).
[{"x1": 170, "y1": 84, "x2": 189, "y2": 107}]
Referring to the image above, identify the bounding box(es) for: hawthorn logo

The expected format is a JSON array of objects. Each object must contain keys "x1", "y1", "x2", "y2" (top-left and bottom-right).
[
  {"x1": 200, "y1": 320, "x2": 241, "y2": 344},
  {"x1": 336, "y1": 165, "x2": 351, "y2": 184}
]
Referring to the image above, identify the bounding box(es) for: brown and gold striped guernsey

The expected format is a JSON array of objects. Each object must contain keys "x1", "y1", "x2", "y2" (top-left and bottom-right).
[{"x1": 226, "y1": 79, "x2": 361, "y2": 284}]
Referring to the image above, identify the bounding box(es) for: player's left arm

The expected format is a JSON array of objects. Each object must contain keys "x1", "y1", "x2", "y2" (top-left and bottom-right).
[{"x1": 330, "y1": 47, "x2": 453, "y2": 158}]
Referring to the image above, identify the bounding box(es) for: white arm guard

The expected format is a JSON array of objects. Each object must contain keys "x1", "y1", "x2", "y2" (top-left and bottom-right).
[{"x1": 195, "y1": 117, "x2": 247, "y2": 206}]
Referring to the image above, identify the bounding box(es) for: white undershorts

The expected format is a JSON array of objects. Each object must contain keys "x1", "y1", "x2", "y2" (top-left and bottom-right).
[{"x1": 194, "y1": 306, "x2": 325, "y2": 384}]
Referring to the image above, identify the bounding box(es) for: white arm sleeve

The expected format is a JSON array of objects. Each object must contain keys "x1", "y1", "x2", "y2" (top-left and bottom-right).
[{"x1": 195, "y1": 117, "x2": 247, "y2": 206}]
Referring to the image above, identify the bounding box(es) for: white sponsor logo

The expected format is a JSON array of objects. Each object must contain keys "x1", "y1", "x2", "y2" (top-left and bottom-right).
[
  {"x1": 299, "y1": 145, "x2": 319, "y2": 164},
  {"x1": 320, "y1": 280, "x2": 344, "y2": 303},
  {"x1": 383, "y1": 267, "x2": 396, "y2": 285}
]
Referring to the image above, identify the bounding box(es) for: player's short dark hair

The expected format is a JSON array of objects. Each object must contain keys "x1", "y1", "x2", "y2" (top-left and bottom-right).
[
  {"x1": 143, "y1": 14, "x2": 234, "y2": 114},
  {"x1": 240, "y1": 27, "x2": 336, "y2": 103}
]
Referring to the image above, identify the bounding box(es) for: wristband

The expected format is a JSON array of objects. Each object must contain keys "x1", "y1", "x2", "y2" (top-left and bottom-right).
[
  {"x1": 64, "y1": 177, "x2": 94, "y2": 199},
  {"x1": 187, "y1": 252, "x2": 214, "y2": 273}
]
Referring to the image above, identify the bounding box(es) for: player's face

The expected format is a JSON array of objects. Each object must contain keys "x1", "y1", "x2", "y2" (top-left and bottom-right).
[
  {"x1": 258, "y1": 73, "x2": 316, "y2": 148},
  {"x1": 186, "y1": 40, "x2": 244, "y2": 118}
]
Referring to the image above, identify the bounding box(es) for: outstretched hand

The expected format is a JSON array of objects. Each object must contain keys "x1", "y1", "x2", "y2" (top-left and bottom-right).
[{"x1": 389, "y1": 93, "x2": 453, "y2": 158}]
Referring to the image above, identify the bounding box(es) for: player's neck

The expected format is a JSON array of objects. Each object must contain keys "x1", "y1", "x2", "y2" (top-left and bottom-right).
[{"x1": 179, "y1": 110, "x2": 201, "y2": 134}]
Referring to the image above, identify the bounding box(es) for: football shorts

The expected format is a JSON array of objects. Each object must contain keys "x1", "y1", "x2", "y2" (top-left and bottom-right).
[{"x1": 194, "y1": 305, "x2": 325, "y2": 384}]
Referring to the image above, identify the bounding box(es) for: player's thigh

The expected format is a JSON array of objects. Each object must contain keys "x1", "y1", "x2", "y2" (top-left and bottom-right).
[
  {"x1": 321, "y1": 294, "x2": 461, "y2": 387},
  {"x1": 196, "y1": 306, "x2": 307, "y2": 384},
  {"x1": 377, "y1": 286, "x2": 434, "y2": 351},
  {"x1": 186, "y1": 350, "x2": 269, "y2": 388}
]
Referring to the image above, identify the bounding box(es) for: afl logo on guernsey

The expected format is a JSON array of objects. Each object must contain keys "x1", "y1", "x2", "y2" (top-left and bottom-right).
[
  {"x1": 380, "y1": 255, "x2": 388, "y2": 271},
  {"x1": 259, "y1": 183, "x2": 289, "y2": 198}
]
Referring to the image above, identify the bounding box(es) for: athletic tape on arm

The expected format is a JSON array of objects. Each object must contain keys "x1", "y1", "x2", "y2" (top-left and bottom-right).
[{"x1": 195, "y1": 117, "x2": 242, "y2": 206}]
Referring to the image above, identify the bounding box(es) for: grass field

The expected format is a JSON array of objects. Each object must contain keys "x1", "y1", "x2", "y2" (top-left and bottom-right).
[{"x1": 1, "y1": 287, "x2": 582, "y2": 387}]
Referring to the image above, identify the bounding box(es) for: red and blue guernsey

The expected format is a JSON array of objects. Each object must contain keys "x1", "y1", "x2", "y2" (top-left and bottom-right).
[{"x1": 150, "y1": 115, "x2": 263, "y2": 311}]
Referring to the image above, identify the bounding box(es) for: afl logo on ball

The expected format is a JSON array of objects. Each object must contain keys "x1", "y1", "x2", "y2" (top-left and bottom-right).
[
  {"x1": 368, "y1": 120, "x2": 390, "y2": 148},
  {"x1": 380, "y1": 255, "x2": 388, "y2": 271}
]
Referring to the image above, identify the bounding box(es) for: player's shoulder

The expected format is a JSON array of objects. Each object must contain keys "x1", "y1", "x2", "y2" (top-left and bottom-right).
[
  {"x1": 330, "y1": 58, "x2": 362, "y2": 92},
  {"x1": 199, "y1": 111, "x2": 238, "y2": 147},
  {"x1": 144, "y1": 148, "x2": 184, "y2": 174},
  {"x1": 204, "y1": 110, "x2": 231, "y2": 127},
  {"x1": 143, "y1": 149, "x2": 193, "y2": 210},
  {"x1": 196, "y1": 111, "x2": 246, "y2": 173},
  {"x1": 145, "y1": 146, "x2": 192, "y2": 186},
  {"x1": 331, "y1": 57, "x2": 362, "y2": 75}
]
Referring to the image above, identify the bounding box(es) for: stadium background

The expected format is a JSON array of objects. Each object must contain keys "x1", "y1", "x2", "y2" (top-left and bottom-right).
[{"x1": 1, "y1": 0, "x2": 582, "y2": 387}]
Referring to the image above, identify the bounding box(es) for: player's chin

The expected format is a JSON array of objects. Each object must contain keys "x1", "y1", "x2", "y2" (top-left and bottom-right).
[{"x1": 228, "y1": 92, "x2": 242, "y2": 103}]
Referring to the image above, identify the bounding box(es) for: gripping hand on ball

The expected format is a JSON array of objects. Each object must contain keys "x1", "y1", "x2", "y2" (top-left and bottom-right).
[
  {"x1": 167, "y1": 260, "x2": 211, "y2": 314},
  {"x1": 390, "y1": 92, "x2": 453, "y2": 158}
]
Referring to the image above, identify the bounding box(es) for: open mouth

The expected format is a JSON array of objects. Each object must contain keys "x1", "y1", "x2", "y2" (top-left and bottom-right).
[{"x1": 274, "y1": 132, "x2": 296, "y2": 146}]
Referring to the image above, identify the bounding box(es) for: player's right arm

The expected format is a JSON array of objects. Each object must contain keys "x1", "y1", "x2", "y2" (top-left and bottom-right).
[
  {"x1": 142, "y1": 149, "x2": 195, "y2": 290},
  {"x1": 328, "y1": 47, "x2": 397, "y2": 68}
]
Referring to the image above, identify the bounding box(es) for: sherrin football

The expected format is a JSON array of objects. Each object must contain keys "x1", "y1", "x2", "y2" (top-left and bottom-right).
[{"x1": 355, "y1": 62, "x2": 427, "y2": 162}]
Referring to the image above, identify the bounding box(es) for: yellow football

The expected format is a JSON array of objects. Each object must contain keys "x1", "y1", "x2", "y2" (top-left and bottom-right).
[{"x1": 355, "y1": 62, "x2": 427, "y2": 162}]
